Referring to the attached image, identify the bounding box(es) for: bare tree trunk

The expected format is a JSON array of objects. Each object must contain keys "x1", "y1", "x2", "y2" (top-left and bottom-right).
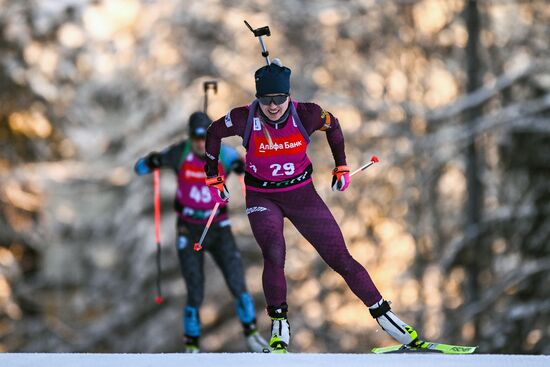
[{"x1": 463, "y1": 0, "x2": 483, "y2": 340}]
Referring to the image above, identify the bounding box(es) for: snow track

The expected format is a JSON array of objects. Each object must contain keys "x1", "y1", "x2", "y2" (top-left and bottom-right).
[{"x1": 1, "y1": 353, "x2": 549, "y2": 367}]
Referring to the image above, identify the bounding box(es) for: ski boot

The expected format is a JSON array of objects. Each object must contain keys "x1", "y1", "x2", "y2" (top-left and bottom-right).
[
  {"x1": 184, "y1": 335, "x2": 200, "y2": 353},
  {"x1": 243, "y1": 321, "x2": 269, "y2": 352},
  {"x1": 369, "y1": 299, "x2": 421, "y2": 347},
  {"x1": 265, "y1": 303, "x2": 290, "y2": 353},
  {"x1": 183, "y1": 305, "x2": 201, "y2": 353},
  {"x1": 236, "y1": 293, "x2": 269, "y2": 352}
]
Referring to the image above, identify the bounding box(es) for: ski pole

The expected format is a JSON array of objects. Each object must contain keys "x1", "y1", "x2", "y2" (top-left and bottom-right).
[
  {"x1": 153, "y1": 169, "x2": 164, "y2": 304},
  {"x1": 244, "y1": 20, "x2": 271, "y2": 65},
  {"x1": 203, "y1": 81, "x2": 218, "y2": 114},
  {"x1": 193, "y1": 202, "x2": 219, "y2": 251},
  {"x1": 350, "y1": 155, "x2": 380, "y2": 178}
]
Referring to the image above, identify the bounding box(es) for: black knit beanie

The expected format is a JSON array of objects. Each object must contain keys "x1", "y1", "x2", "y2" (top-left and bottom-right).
[
  {"x1": 188, "y1": 111, "x2": 211, "y2": 138},
  {"x1": 254, "y1": 62, "x2": 291, "y2": 96}
]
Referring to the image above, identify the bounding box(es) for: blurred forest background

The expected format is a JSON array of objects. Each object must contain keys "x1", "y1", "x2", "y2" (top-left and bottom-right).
[{"x1": 1, "y1": 0, "x2": 549, "y2": 354}]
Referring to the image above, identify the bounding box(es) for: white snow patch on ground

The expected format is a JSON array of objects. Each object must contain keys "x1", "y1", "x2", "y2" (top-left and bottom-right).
[{"x1": 1, "y1": 353, "x2": 549, "y2": 367}]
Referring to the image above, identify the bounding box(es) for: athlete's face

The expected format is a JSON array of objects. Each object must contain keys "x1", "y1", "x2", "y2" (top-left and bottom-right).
[
  {"x1": 191, "y1": 137, "x2": 206, "y2": 157},
  {"x1": 258, "y1": 94, "x2": 289, "y2": 121}
]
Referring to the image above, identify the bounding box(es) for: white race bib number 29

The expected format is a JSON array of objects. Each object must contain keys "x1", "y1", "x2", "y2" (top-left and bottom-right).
[
  {"x1": 270, "y1": 163, "x2": 295, "y2": 176},
  {"x1": 190, "y1": 186, "x2": 211, "y2": 203}
]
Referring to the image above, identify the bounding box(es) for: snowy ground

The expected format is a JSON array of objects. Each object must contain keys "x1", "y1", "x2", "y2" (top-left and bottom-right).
[{"x1": 1, "y1": 353, "x2": 549, "y2": 367}]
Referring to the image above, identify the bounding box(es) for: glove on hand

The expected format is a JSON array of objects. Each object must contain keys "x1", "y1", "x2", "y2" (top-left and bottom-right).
[
  {"x1": 331, "y1": 165, "x2": 350, "y2": 192},
  {"x1": 205, "y1": 175, "x2": 230, "y2": 203},
  {"x1": 145, "y1": 152, "x2": 162, "y2": 169}
]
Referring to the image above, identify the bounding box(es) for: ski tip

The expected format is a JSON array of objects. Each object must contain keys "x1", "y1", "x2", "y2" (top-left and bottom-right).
[
  {"x1": 371, "y1": 345, "x2": 404, "y2": 354},
  {"x1": 442, "y1": 345, "x2": 479, "y2": 354}
]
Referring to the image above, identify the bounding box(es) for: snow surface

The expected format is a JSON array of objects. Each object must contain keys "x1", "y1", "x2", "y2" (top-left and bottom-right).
[{"x1": 1, "y1": 353, "x2": 549, "y2": 367}]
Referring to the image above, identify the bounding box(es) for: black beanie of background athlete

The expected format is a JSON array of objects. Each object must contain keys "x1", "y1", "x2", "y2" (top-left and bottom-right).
[
  {"x1": 254, "y1": 61, "x2": 291, "y2": 97},
  {"x1": 188, "y1": 111, "x2": 211, "y2": 138}
]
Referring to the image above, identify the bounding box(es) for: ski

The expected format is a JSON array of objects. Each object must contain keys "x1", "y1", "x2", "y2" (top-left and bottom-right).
[{"x1": 372, "y1": 341, "x2": 478, "y2": 354}]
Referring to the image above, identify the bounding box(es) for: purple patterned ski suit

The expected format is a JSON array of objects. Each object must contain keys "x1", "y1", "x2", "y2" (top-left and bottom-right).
[{"x1": 205, "y1": 100, "x2": 382, "y2": 308}]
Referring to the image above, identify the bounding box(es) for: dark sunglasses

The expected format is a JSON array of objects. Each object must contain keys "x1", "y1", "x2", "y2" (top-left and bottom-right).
[{"x1": 258, "y1": 95, "x2": 289, "y2": 105}]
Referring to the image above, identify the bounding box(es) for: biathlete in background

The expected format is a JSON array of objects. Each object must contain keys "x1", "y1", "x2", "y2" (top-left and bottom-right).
[{"x1": 135, "y1": 111, "x2": 268, "y2": 353}]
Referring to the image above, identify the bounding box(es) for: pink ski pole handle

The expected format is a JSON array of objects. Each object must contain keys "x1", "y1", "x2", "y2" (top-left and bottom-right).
[{"x1": 350, "y1": 155, "x2": 379, "y2": 178}]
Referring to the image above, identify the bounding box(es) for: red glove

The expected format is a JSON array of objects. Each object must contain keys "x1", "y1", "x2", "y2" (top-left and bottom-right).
[
  {"x1": 331, "y1": 165, "x2": 350, "y2": 192},
  {"x1": 205, "y1": 175, "x2": 230, "y2": 203}
]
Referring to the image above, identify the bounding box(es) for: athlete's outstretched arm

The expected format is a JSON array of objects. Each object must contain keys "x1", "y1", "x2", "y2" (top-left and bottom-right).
[{"x1": 134, "y1": 141, "x2": 186, "y2": 175}]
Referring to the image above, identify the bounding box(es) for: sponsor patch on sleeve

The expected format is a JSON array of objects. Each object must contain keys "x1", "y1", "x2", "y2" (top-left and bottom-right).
[{"x1": 320, "y1": 109, "x2": 332, "y2": 131}]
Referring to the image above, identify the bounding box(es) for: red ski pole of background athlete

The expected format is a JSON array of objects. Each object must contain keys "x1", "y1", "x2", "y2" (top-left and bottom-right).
[{"x1": 153, "y1": 169, "x2": 164, "y2": 304}]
